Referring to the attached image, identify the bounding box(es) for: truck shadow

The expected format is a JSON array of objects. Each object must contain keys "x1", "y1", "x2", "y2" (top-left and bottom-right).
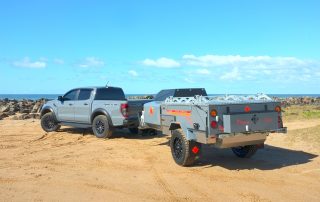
[
  {"x1": 58, "y1": 127, "x2": 167, "y2": 140},
  {"x1": 195, "y1": 144, "x2": 318, "y2": 170}
]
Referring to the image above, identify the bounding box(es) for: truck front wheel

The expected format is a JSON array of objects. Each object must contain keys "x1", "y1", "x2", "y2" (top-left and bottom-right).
[
  {"x1": 41, "y1": 112, "x2": 61, "y2": 132},
  {"x1": 170, "y1": 129, "x2": 201, "y2": 166},
  {"x1": 231, "y1": 145, "x2": 259, "y2": 158},
  {"x1": 92, "y1": 115, "x2": 113, "y2": 138}
]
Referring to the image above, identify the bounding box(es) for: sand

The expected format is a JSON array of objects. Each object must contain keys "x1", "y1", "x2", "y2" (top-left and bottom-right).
[{"x1": 0, "y1": 119, "x2": 320, "y2": 202}]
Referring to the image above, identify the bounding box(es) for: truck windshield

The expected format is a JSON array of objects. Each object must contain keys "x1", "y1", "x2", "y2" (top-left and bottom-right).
[{"x1": 94, "y1": 88, "x2": 126, "y2": 100}]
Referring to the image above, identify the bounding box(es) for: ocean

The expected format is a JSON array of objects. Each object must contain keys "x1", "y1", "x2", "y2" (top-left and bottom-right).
[{"x1": 0, "y1": 94, "x2": 319, "y2": 100}]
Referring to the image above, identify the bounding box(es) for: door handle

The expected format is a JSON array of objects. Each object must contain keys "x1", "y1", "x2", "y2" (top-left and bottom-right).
[
  {"x1": 84, "y1": 103, "x2": 88, "y2": 106},
  {"x1": 69, "y1": 103, "x2": 73, "y2": 106}
]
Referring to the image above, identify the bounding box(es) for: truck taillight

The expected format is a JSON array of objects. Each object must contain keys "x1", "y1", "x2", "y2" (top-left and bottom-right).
[
  {"x1": 120, "y1": 103, "x2": 128, "y2": 118},
  {"x1": 210, "y1": 121, "x2": 217, "y2": 128}
]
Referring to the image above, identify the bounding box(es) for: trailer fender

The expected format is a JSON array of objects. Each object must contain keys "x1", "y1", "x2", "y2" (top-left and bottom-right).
[{"x1": 169, "y1": 122, "x2": 196, "y2": 141}]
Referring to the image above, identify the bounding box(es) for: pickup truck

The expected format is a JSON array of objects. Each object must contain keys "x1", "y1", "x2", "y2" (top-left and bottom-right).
[
  {"x1": 40, "y1": 86, "x2": 151, "y2": 138},
  {"x1": 140, "y1": 88, "x2": 287, "y2": 166}
]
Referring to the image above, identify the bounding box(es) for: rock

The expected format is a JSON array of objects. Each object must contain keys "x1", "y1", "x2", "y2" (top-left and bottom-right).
[
  {"x1": 30, "y1": 113, "x2": 40, "y2": 119},
  {"x1": 0, "y1": 112, "x2": 9, "y2": 120},
  {"x1": 31, "y1": 102, "x2": 41, "y2": 113},
  {"x1": 20, "y1": 109, "x2": 31, "y2": 114},
  {"x1": 0, "y1": 105, "x2": 10, "y2": 113},
  {"x1": 20, "y1": 113, "x2": 32, "y2": 120}
]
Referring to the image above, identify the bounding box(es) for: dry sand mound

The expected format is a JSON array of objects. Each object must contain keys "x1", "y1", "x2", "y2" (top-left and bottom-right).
[{"x1": 1, "y1": 119, "x2": 320, "y2": 201}]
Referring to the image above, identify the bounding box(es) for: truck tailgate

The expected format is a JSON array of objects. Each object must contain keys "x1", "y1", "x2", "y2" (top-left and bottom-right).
[
  {"x1": 128, "y1": 99, "x2": 153, "y2": 117},
  {"x1": 223, "y1": 112, "x2": 278, "y2": 133}
]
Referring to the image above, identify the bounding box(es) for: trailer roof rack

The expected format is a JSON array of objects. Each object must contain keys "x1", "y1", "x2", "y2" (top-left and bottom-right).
[{"x1": 164, "y1": 93, "x2": 273, "y2": 105}]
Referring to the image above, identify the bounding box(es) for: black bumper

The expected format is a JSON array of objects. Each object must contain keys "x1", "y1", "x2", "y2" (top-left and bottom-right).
[{"x1": 123, "y1": 117, "x2": 140, "y2": 128}]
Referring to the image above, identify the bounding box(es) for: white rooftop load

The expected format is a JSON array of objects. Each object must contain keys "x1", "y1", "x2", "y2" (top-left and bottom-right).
[{"x1": 164, "y1": 93, "x2": 273, "y2": 105}]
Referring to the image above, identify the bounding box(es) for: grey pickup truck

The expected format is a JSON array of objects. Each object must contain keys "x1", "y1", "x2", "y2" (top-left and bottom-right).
[{"x1": 40, "y1": 86, "x2": 151, "y2": 138}]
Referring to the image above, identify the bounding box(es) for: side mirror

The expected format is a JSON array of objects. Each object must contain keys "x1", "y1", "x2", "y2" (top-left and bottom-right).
[{"x1": 58, "y1": 96, "x2": 63, "y2": 101}]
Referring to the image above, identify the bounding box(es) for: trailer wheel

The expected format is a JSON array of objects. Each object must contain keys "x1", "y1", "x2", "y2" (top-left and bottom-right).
[
  {"x1": 92, "y1": 115, "x2": 113, "y2": 138},
  {"x1": 129, "y1": 127, "x2": 139, "y2": 134},
  {"x1": 170, "y1": 129, "x2": 201, "y2": 166},
  {"x1": 231, "y1": 145, "x2": 258, "y2": 158},
  {"x1": 41, "y1": 112, "x2": 61, "y2": 132}
]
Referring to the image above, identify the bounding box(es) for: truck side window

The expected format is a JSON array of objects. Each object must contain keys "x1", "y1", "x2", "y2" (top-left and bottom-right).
[
  {"x1": 78, "y1": 89, "x2": 92, "y2": 100},
  {"x1": 63, "y1": 90, "x2": 78, "y2": 101}
]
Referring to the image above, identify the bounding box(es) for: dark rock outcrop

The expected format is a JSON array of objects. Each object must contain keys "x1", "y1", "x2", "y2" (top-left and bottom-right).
[
  {"x1": 0, "y1": 96, "x2": 319, "y2": 120},
  {"x1": 0, "y1": 99, "x2": 46, "y2": 120}
]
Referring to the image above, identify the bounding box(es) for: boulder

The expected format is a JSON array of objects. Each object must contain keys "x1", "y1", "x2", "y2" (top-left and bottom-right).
[
  {"x1": 0, "y1": 105, "x2": 10, "y2": 113},
  {"x1": 0, "y1": 112, "x2": 9, "y2": 120}
]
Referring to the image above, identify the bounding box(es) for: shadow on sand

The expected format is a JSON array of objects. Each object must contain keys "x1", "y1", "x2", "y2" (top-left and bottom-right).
[
  {"x1": 194, "y1": 144, "x2": 318, "y2": 170},
  {"x1": 56, "y1": 127, "x2": 318, "y2": 170},
  {"x1": 57, "y1": 127, "x2": 166, "y2": 140}
]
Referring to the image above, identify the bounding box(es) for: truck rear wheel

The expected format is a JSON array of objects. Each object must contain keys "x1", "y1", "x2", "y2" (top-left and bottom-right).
[
  {"x1": 231, "y1": 145, "x2": 258, "y2": 158},
  {"x1": 170, "y1": 129, "x2": 201, "y2": 166},
  {"x1": 41, "y1": 112, "x2": 60, "y2": 132},
  {"x1": 92, "y1": 115, "x2": 113, "y2": 138}
]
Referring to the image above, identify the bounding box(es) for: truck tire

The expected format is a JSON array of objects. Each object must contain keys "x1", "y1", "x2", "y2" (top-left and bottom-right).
[
  {"x1": 231, "y1": 145, "x2": 258, "y2": 158},
  {"x1": 129, "y1": 127, "x2": 139, "y2": 134},
  {"x1": 170, "y1": 129, "x2": 201, "y2": 166},
  {"x1": 41, "y1": 112, "x2": 61, "y2": 132},
  {"x1": 92, "y1": 115, "x2": 113, "y2": 138}
]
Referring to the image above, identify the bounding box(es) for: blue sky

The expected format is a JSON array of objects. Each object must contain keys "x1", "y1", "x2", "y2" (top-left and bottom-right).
[{"x1": 0, "y1": 0, "x2": 319, "y2": 94}]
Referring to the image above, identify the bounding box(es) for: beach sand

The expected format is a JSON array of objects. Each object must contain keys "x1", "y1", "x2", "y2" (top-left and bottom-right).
[{"x1": 0, "y1": 110, "x2": 320, "y2": 201}]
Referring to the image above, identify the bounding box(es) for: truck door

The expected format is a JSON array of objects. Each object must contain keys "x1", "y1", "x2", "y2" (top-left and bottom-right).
[
  {"x1": 73, "y1": 88, "x2": 92, "y2": 124},
  {"x1": 57, "y1": 89, "x2": 78, "y2": 122}
]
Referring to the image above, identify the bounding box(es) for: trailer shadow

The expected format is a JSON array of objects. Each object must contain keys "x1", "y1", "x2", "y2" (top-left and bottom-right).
[{"x1": 194, "y1": 144, "x2": 318, "y2": 170}]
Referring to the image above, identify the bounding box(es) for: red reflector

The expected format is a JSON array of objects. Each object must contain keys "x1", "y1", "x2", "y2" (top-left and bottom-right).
[
  {"x1": 244, "y1": 106, "x2": 251, "y2": 112},
  {"x1": 218, "y1": 125, "x2": 224, "y2": 132},
  {"x1": 192, "y1": 146, "x2": 199, "y2": 154},
  {"x1": 211, "y1": 121, "x2": 217, "y2": 128}
]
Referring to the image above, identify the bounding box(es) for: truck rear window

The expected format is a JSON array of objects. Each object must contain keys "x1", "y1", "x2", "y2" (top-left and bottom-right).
[{"x1": 94, "y1": 88, "x2": 126, "y2": 100}]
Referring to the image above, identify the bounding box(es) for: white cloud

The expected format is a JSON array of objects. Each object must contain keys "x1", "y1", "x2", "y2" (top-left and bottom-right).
[
  {"x1": 195, "y1": 68, "x2": 211, "y2": 75},
  {"x1": 128, "y1": 70, "x2": 138, "y2": 77},
  {"x1": 220, "y1": 67, "x2": 241, "y2": 80},
  {"x1": 184, "y1": 78, "x2": 195, "y2": 83},
  {"x1": 142, "y1": 57, "x2": 180, "y2": 68},
  {"x1": 78, "y1": 57, "x2": 104, "y2": 68},
  {"x1": 53, "y1": 58, "x2": 65, "y2": 65},
  {"x1": 13, "y1": 57, "x2": 46, "y2": 68},
  {"x1": 182, "y1": 54, "x2": 307, "y2": 68}
]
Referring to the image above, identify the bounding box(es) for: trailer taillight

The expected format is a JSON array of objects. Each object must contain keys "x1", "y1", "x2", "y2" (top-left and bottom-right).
[
  {"x1": 244, "y1": 106, "x2": 251, "y2": 113},
  {"x1": 210, "y1": 121, "x2": 217, "y2": 128},
  {"x1": 120, "y1": 103, "x2": 129, "y2": 118},
  {"x1": 275, "y1": 106, "x2": 281, "y2": 113},
  {"x1": 210, "y1": 109, "x2": 217, "y2": 117}
]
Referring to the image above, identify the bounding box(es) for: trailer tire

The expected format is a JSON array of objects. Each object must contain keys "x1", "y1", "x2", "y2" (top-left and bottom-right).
[
  {"x1": 170, "y1": 129, "x2": 201, "y2": 166},
  {"x1": 231, "y1": 145, "x2": 258, "y2": 158},
  {"x1": 41, "y1": 112, "x2": 60, "y2": 132},
  {"x1": 92, "y1": 115, "x2": 113, "y2": 138}
]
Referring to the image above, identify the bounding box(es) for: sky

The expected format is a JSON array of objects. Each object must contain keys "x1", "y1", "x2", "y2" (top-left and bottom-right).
[{"x1": 0, "y1": 0, "x2": 319, "y2": 94}]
